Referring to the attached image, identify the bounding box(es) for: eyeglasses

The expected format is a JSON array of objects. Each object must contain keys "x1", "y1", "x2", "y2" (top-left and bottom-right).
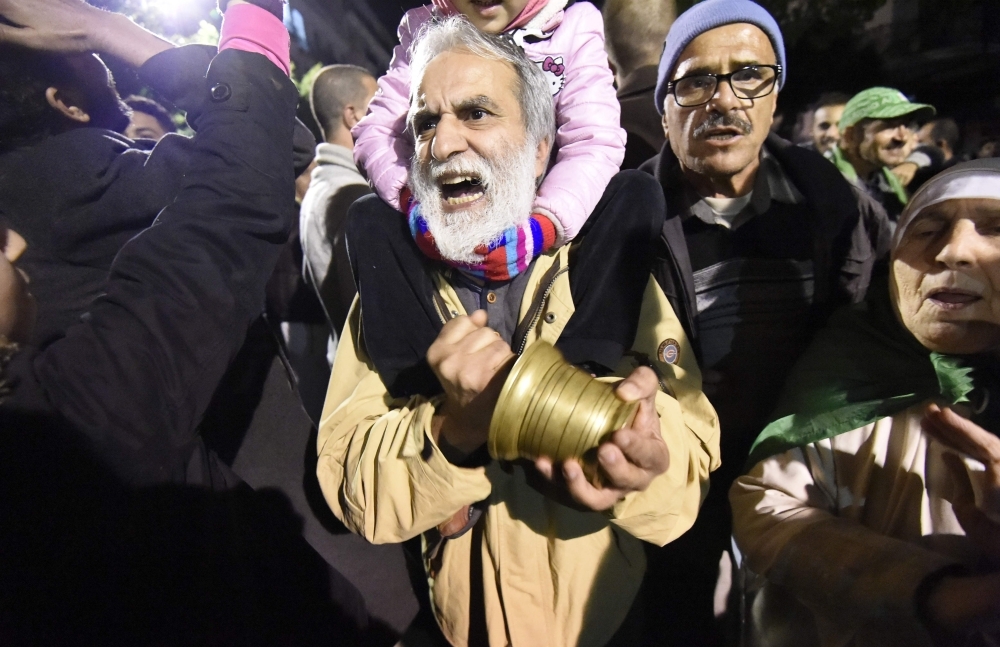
[{"x1": 667, "y1": 65, "x2": 782, "y2": 108}]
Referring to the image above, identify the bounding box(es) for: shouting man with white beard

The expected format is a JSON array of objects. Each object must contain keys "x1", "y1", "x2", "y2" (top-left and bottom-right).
[{"x1": 316, "y1": 18, "x2": 719, "y2": 647}]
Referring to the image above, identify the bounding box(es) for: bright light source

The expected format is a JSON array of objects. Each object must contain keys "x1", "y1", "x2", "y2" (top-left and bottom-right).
[{"x1": 147, "y1": 0, "x2": 189, "y2": 15}]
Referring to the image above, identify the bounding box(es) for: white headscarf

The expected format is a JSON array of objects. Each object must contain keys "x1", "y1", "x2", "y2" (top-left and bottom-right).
[{"x1": 894, "y1": 158, "x2": 1000, "y2": 249}]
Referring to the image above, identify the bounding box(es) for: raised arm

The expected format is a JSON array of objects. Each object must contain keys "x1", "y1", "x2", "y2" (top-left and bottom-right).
[
  {"x1": 532, "y1": 3, "x2": 626, "y2": 242},
  {"x1": 351, "y1": 7, "x2": 432, "y2": 210},
  {"x1": 0, "y1": 0, "x2": 172, "y2": 68},
  {"x1": 0, "y1": 0, "x2": 300, "y2": 483}
]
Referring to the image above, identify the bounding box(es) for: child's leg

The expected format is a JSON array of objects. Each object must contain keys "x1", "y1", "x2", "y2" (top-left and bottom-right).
[
  {"x1": 556, "y1": 170, "x2": 666, "y2": 373},
  {"x1": 346, "y1": 194, "x2": 443, "y2": 398}
]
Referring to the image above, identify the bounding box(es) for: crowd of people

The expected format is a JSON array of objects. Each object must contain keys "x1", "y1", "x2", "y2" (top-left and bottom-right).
[{"x1": 0, "y1": 0, "x2": 998, "y2": 645}]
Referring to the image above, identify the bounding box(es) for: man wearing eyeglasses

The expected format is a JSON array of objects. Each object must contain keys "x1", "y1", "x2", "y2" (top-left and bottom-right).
[{"x1": 637, "y1": 0, "x2": 891, "y2": 644}]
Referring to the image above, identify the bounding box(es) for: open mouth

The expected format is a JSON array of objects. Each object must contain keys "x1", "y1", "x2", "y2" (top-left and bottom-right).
[
  {"x1": 468, "y1": 0, "x2": 503, "y2": 8},
  {"x1": 927, "y1": 287, "x2": 982, "y2": 310},
  {"x1": 701, "y1": 127, "x2": 744, "y2": 142},
  {"x1": 438, "y1": 173, "x2": 485, "y2": 207}
]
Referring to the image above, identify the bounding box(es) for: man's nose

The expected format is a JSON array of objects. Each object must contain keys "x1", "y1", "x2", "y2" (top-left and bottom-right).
[
  {"x1": 936, "y1": 220, "x2": 980, "y2": 269},
  {"x1": 708, "y1": 77, "x2": 745, "y2": 113},
  {"x1": 431, "y1": 115, "x2": 468, "y2": 162}
]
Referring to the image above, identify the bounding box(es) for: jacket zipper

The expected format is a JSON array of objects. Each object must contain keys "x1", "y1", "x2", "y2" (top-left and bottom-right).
[{"x1": 515, "y1": 266, "x2": 568, "y2": 356}]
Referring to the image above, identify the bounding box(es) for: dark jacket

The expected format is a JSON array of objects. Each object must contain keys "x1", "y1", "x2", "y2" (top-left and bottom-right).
[
  {"x1": 1, "y1": 47, "x2": 299, "y2": 486},
  {"x1": 617, "y1": 65, "x2": 664, "y2": 171},
  {"x1": 0, "y1": 45, "x2": 316, "y2": 349},
  {"x1": 634, "y1": 133, "x2": 892, "y2": 647},
  {"x1": 641, "y1": 133, "x2": 891, "y2": 349},
  {"x1": 0, "y1": 50, "x2": 371, "y2": 645},
  {"x1": 0, "y1": 47, "x2": 214, "y2": 349}
]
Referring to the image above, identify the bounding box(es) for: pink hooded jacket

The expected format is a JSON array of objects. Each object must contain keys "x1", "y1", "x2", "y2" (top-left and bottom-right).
[{"x1": 351, "y1": 1, "x2": 626, "y2": 244}]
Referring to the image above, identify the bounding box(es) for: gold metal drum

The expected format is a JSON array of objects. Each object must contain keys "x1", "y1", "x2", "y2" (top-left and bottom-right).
[{"x1": 488, "y1": 342, "x2": 638, "y2": 463}]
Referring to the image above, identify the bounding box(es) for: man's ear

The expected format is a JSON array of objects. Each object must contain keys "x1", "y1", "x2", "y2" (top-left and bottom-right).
[
  {"x1": 661, "y1": 109, "x2": 669, "y2": 139},
  {"x1": 45, "y1": 87, "x2": 91, "y2": 124},
  {"x1": 841, "y1": 124, "x2": 858, "y2": 148},
  {"x1": 534, "y1": 135, "x2": 553, "y2": 178},
  {"x1": 342, "y1": 104, "x2": 360, "y2": 130}
]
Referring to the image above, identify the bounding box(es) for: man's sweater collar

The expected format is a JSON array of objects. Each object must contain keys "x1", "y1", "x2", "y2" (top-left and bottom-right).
[
  {"x1": 652, "y1": 136, "x2": 803, "y2": 229},
  {"x1": 314, "y1": 142, "x2": 358, "y2": 171}
]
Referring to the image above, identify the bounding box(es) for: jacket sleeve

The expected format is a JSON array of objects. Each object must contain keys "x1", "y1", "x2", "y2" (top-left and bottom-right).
[
  {"x1": 608, "y1": 277, "x2": 720, "y2": 545},
  {"x1": 29, "y1": 50, "x2": 299, "y2": 484},
  {"x1": 138, "y1": 44, "x2": 217, "y2": 117},
  {"x1": 731, "y1": 433, "x2": 959, "y2": 644},
  {"x1": 533, "y1": 4, "x2": 626, "y2": 243},
  {"x1": 351, "y1": 9, "x2": 428, "y2": 211},
  {"x1": 316, "y1": 301, "x2": 493, "y2": 544},
  {"x1": 835, "y1": 184, "x2": 893, "y2": 305}
]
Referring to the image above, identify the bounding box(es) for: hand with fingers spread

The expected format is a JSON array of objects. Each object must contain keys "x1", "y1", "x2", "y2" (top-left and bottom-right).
[
  {"x1": 0, "y1": 0, "x2": 171, "y2": 68},
  {"x1": 534, "y1": 366, "x2": 669, "y2": 512},
  {"x1": 923, "y1": 403, "x2": 1000, "y2": 564},
  {"x1": 428, "y1": 310, "x2": 515, "y2": 461}
]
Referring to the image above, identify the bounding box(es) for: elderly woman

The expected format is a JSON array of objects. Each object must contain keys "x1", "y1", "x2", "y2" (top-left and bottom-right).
[{"x1": 731, "y1": 158, "x2": 1000, "y2": 646}]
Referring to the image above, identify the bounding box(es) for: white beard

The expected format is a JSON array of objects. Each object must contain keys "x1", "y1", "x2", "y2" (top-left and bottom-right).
[{"x1": 410, "y1": 140, "x2": 538, "y2": 264}]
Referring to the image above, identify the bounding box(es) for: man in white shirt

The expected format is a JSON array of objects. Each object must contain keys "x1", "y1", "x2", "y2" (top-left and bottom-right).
[{"x1": 300, "y1": 65, "x2": 377, "y2": 351}]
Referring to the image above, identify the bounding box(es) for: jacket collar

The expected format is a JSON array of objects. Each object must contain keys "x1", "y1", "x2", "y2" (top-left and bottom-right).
[
  {"x1": 649, "y1": 134, "x2": 814, "y2": 218},
  {"x1": 314, "y1": 142, "x2": 358, "y2": 171},
  {"x1": 432, "y1": 244, "x2": 573, "y2": 352},
  {"x1": 617, "y1": 65, "x2": 660, "y2": 101}
]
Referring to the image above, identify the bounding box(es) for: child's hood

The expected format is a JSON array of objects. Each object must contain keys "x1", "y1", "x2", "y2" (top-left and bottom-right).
[{"x1": 429, "y1": 0, "x2": 571, "y2": 33}]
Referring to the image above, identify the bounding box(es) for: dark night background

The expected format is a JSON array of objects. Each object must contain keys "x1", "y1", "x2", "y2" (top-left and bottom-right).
[{"x1": 94, "y1": 0, "x2": 1000, "y2": 154}]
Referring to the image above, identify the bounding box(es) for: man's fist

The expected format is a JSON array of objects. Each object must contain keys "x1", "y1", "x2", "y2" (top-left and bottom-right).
[{"x1": 428, "y1": 310, "x2": 515, "y2": 459}]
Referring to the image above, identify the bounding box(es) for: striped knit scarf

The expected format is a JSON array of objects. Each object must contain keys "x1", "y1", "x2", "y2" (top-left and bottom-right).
[{"x1": 407, "y1": 197, "x2": 557, "y2": 281}]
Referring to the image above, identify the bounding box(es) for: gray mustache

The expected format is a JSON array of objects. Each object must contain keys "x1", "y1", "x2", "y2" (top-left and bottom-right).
[{"x1": 693, "y1": 113, "x2": 753, "y2": 139}]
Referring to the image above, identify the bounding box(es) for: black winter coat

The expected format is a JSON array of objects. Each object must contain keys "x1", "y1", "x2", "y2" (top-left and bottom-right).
[
  {"x1": 641, "y1": 133, "x2": 892, "y2": 350},
  {"x1": 0, "y1": 50, "x2": 366, "y2": 645}
]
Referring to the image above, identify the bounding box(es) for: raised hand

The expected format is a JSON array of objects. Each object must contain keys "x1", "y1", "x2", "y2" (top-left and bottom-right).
[
  {"x1": 0, "y1": 0, "x2": 171, "y2": 68},
  {"x1": 923, "y1": 403, "x2": 1000, "y2": 565},
  {"x1": 534, "y1": 366, "x2": 670, "y2": 512}
]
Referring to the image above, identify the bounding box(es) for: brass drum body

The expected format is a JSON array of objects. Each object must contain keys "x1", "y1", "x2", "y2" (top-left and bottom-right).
[{"x1": 488, "y1": 342, "x2": 638, "y2": 463}]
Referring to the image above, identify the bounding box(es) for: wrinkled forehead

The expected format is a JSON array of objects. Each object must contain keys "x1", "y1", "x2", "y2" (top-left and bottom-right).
[
  {"x1": 814, "y1": 104, "x2": 845, "y2": 120},
  {"x1": 673, "y1": 23, "x2": 776, "y2": 78},
  {"x1": 413, "y1": 48, "x2": 516, "y2": 109}
]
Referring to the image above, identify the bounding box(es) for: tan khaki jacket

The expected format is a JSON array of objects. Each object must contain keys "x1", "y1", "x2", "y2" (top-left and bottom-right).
[
  {"x1": 318, "y1": 245, "x2": 720, "y2": 647},
  {"x1": 731, "y1": 402, "x2": 993, "y2": 647}
]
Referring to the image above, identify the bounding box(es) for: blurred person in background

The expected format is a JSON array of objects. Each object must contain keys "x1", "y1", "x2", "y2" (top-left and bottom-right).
[
  {"x1": 919, "y1": 118, "x2": 961, "y2": 166},
  {"x1": 804, "y1": 91, "x2": 850, "y2": 157},
  {"x1": 832, "y1": 86, "x2": 935, "y2": 221},
  {"x1": 300, "y1": 64, "x2": 376, "y2": 359},
  {"x1": 124, "y1": 94, "x2": 176, "y2": 141},
  {"x1": 603, "y1": 0, "x2": 676, "y2": 169},
  {"x1": 891, "y1": 117, "x2": 963, "y2": 193}
]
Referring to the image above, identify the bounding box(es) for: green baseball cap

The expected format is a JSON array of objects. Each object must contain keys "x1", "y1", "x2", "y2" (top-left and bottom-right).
[{"x1": 839, "y1": 87, "x2": 936, "y2": 130}]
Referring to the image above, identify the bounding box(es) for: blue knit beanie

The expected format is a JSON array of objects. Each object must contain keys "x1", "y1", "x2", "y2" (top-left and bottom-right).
[{"x1": 654, "y1": 0, "x2": 786, "y2": 115}]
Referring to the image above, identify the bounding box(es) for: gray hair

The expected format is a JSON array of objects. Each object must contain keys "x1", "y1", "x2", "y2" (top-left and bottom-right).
[{"x1": 407, "y1": 16, "x2": 556, "y2": 152}]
